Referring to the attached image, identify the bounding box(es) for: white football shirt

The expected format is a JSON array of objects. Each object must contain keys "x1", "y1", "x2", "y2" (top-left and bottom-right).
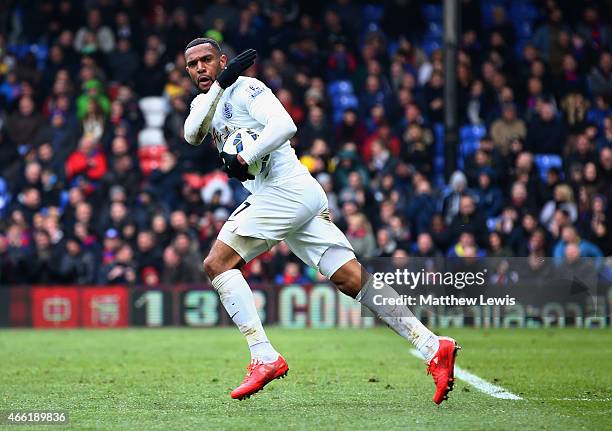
[{"x1": 192, "y1": 77, "x2": 308, "y2": 194}]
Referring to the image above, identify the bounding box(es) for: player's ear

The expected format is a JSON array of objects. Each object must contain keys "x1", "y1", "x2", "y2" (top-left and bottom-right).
[{"x1": 220, "y1": 54, "x2": 228, "y2": 69}]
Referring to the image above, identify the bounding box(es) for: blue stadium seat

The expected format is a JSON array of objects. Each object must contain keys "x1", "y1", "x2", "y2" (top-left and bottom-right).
[
  {"x1": 426, "y1": 22, "x2": 443, "y2": 38},
  {"x1": 486, "y1": 217, "x2": 498, "y2": 232},
  {"x1": 457, "y1": 124, "x2": 486, "y2": 169},
  {"x1": 460, "y1": 124, "x2": 486, "y2": 141},
  {"x1": 461, "y1": 139, "x2": 481, "y2": 157},
  {"x1": 333, "y1": 94, "x2": 359, "y2": 111},
  {"x1": 363, "y1": 4, "x2": 384, "y2": 23},
  {"x1": 481, "y1": 0, "x2": 506, "y2": 28},
  {"x1": 422, "y1": 39, "x2": 442, "y2": 56},
  {"x1": 516, "y1": 22, "x2": 533, "y2": 39},
  {"x1": 327, "y1": 80, "x2": 354, "y2": 98},
  {"x1": 30, "y1": 44, "x2": 49, "y2": 61},
  {"x1": 509, "y1": 3, "x2": 538, "y2": 22},
  {"x1": 7, "y1": 43, "x2": 30, "y2": 58},
  {"x1": 422, "y1": 4, "x2": 443, "y2": 22},
  {"x1": 534, "y1": 154, "x2": 563, "y2": 182}
]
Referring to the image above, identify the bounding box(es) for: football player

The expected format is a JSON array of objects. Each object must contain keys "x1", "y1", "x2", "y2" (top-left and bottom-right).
[{"x1": 183, "y1": 38, "x2": 459, "y2": 404}]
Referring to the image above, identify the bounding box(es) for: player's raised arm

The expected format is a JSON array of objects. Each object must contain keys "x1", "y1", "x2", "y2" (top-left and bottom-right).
[
  {"x1": 183, "y1": 39, "x2": 256, "y2": 145},
  {"x1": 237, "y1": 81, "x2": 298, "y2": 165},
  {"x1": 184, "y1": 86, "x2": 224, "y2": 145}
]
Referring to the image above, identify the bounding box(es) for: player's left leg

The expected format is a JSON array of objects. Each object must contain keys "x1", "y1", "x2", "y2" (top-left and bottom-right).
[
  {"x1": 325, "y1": 257, "x2": 460, "y2": 404},
  {"x1": 208, "y1": 179, "x2": 324, "y2": 399},
  {"x1": 286, "y1": 215, "x2": 459, "y2": 404},
  {"x1": 205, "y1": 237, "x2": 289, "y2": 400}
]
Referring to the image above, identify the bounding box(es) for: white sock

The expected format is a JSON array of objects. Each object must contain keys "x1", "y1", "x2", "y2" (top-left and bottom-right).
[
  {"x1": 212, "y1": 269, "x2": 279, "y2": 363},
  {"x1": 356, "y1": 275, "x2": 439, "y2": 362}
]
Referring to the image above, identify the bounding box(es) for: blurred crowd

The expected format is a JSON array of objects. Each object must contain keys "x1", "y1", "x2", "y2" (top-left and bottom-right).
[{"x1": 0, "y1": 0, "x2": 611, "y2": 287}]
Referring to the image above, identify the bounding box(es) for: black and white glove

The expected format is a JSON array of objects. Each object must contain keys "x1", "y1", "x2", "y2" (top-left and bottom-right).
[
  {"x1": 220, "y1": 151, "x2": 254, "y2": 182},
  {"x1": 216, "y1": 49, "x2": 257, "y2": 89}
]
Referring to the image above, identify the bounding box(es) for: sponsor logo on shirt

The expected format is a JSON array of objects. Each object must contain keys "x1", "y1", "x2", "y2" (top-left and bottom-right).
[
  {"x1": 247, "y1": 85, "x2": 264, "y2": 98},
  {"x1": 223, "y1": 102, "x2": 233, "y2": 119}
]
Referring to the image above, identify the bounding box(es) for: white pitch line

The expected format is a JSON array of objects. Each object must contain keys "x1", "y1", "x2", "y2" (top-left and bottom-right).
[
  {"x1": 410, "y1": 349, "x2": 523, "y2": 400},
  {"x1": 544, "y1": 397, "x2": 612, "y2": 402}
]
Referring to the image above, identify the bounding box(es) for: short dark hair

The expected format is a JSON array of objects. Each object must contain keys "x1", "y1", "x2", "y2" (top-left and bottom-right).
[{"x1": 184, "y1": 37, "x2": 221, "y2": 54}]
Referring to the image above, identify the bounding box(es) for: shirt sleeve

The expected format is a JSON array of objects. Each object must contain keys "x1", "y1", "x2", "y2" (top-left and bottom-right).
[
  {"x1": 236, "y1": 79, "x2": 297, "y2": 165},
  {"x1": 183, "y1": 82, "x2": 224, "y2": 145}
]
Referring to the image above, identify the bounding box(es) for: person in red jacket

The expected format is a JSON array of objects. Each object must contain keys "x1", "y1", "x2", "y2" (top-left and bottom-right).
[{"x1": 65, "y1": 134, "x2": 108, "y2": 182}]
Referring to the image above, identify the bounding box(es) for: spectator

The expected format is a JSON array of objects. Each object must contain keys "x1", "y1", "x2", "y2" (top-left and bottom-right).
[
  {"x1": 449, "y1": 195, "x2": 488, "y2": 246},
  {"x1": 474, "y1": 170, "x2": 504, "y2": 219},
  {"x1": 58, "y1": 237, "x2": 97, "y2": 284},
  {"x1": 65, "y1": 135, "x2": 108, "y2": 183},
  {"x1": 6, "y1": 96, "x2": 44, "y2": 149},
  {"x1": 414, "y1": 232, "x2": 443, "y2": 260},
  {"x1": 74, "y1": 8, "x2": 115, "y2": 54},
  {"x1": 553, "y1": 225, "x2": 603, "y2": 265},
  {"x1": 490, "y1": 103, "x2": 526, "y2": 155},
  {"x1": 540, "y1": 184, "x2": 579, "y2": 229},
  {"x1": 588, "y1": 52, "x2": 612, "y2": 98},
  {"x1": 161, "y1": 245, "x2": 196, "y2": 284},
  {"x1": 406, "y1": 179, "x2": 437, "y2": 235},
  {"x1": 108, "y1": 38, "x2": 140, "y2": 85},
  {"x1": 135, "y1": 49, "x2": 166, "y2": 97},
  {"x1": 28, "y1": 230, "x2": 60, "y2": 283},
  {"x1": 447, "y1": 232, "x2": 485, "y2": 258},
  {"x1": 335, "y1": 109, "x2": 367, "y2": 148},
  {"x1": 525, "y1": 100, "x2": 567, "y2": 154},
  {"x1": 441, "y1": 171, "x2": 473, "y2": 225},
  {"x1": 275, "y1": 261, "x2": 308, "y2": 285},
  {"x1": 374, "y1": 228, "x2": 397, "y2": 257},
  {"x1": 148, "y1": 151, "x2": 182, "y2": 211},
  {"x1": 98, "y1": 243, "x2": 137, "y2": 284},
  {"x1": 487, "y1": 231, "x2": 513, "y2": 258},
  {"x1": 345, "y1": 213, "x2": 375, "y2": 259},
  {"x1": 135, "y1": 230, "x2": 163, "y2": 280}
]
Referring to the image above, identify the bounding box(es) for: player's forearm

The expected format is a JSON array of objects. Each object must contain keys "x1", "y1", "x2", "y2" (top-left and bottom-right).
[
  {"x1": 183, "y1": 82, "x2": 224, "y2": 145},
  {"x1": 239, "y1": 113, "x2": 297, "y2": 164}
]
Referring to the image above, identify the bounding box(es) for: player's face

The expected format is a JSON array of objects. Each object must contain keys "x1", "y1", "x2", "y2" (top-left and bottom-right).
[{"x1": 185, "y1": 43, "x2": 227, "y2": 93}]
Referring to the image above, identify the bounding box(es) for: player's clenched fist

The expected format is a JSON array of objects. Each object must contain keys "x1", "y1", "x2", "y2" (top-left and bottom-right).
[
  {"x1": 220, "y1": 151, "x2": 254, "y2": 182},
  {"x1": 217, "y1": 49, "x2": 257, "y2": 89}
]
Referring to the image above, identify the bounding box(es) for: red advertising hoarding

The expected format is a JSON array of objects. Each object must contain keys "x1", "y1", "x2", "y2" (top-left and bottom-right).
[
  {"x1": 81, "y1": 287, "x2": 128, "y2": 328},
  {"x1": 32, "y1": 288, "x2": 80, "y2": 328},
  {"x1": 31, "y1": 287, "x2": 129, "y2": 328}
]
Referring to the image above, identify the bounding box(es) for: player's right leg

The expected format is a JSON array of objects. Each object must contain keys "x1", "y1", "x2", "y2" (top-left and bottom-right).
[{"x1": 203, "y1": 238, "x2": 288, "y2": 400}]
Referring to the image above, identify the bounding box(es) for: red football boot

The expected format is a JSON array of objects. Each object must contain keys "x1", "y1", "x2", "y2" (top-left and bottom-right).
[
  {"x1": 230, "y1": 355, "x2": 289, "y2": 400},
  {"x1": 427, "y1": 337, "x2": 461, "y2": 404}
]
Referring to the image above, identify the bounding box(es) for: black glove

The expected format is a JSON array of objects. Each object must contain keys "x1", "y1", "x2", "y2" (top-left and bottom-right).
[
  {"x1": 217, "y1": 49, "x2": 257, "y2": 89},
  {"x1": 220, "y1": 151, "x2": 254, "y2": 182}
]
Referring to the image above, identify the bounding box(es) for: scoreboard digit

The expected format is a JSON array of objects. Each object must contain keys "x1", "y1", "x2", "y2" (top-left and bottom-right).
[{"x1": 131, "y1": 290, "x2": 172, "y2": 326}]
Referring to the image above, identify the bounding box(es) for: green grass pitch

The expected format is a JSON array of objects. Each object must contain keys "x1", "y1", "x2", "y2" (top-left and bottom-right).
[{"x1": 0, "y1": 328, "x2": 611, "y2": 430}]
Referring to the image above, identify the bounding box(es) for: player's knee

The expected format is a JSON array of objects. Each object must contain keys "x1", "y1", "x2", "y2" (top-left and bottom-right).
[
  {"x1": 203, "y1": 254, "x2": 225, "y2": 281},
  {"x1": 336, "y1": 273, "x2": 362, "y2": 298},
  {"x1": 330, "y1": 261, "x2": 363, "y2": 298}
]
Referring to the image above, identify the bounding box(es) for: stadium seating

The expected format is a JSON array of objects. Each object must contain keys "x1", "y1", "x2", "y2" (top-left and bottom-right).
[
  {"x1": 534, "y1": 154, "x2": 563, "y2": 182},
  {"x1": 139, "y1": 97, "x2": 168, "y2": 128},
  {"x1": 138, "y1": 145, "x2": 168, "y2": 176},
  {"x1": 458, "y1": 124, "x2": 486, "y2": 169}
]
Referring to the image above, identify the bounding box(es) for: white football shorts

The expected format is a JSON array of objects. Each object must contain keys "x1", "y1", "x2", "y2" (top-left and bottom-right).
[{"x1": 218, "y1": 174, "x2": 354, "y2": 272}]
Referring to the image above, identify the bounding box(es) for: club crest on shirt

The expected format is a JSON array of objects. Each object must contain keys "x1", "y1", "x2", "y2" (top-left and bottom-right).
[
  {"x1": 223, "y1": 102, "x2": 233, "y2": 119},
  {"x1": 247, "y1": 85, "x2": 264, "y2": 98}
]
